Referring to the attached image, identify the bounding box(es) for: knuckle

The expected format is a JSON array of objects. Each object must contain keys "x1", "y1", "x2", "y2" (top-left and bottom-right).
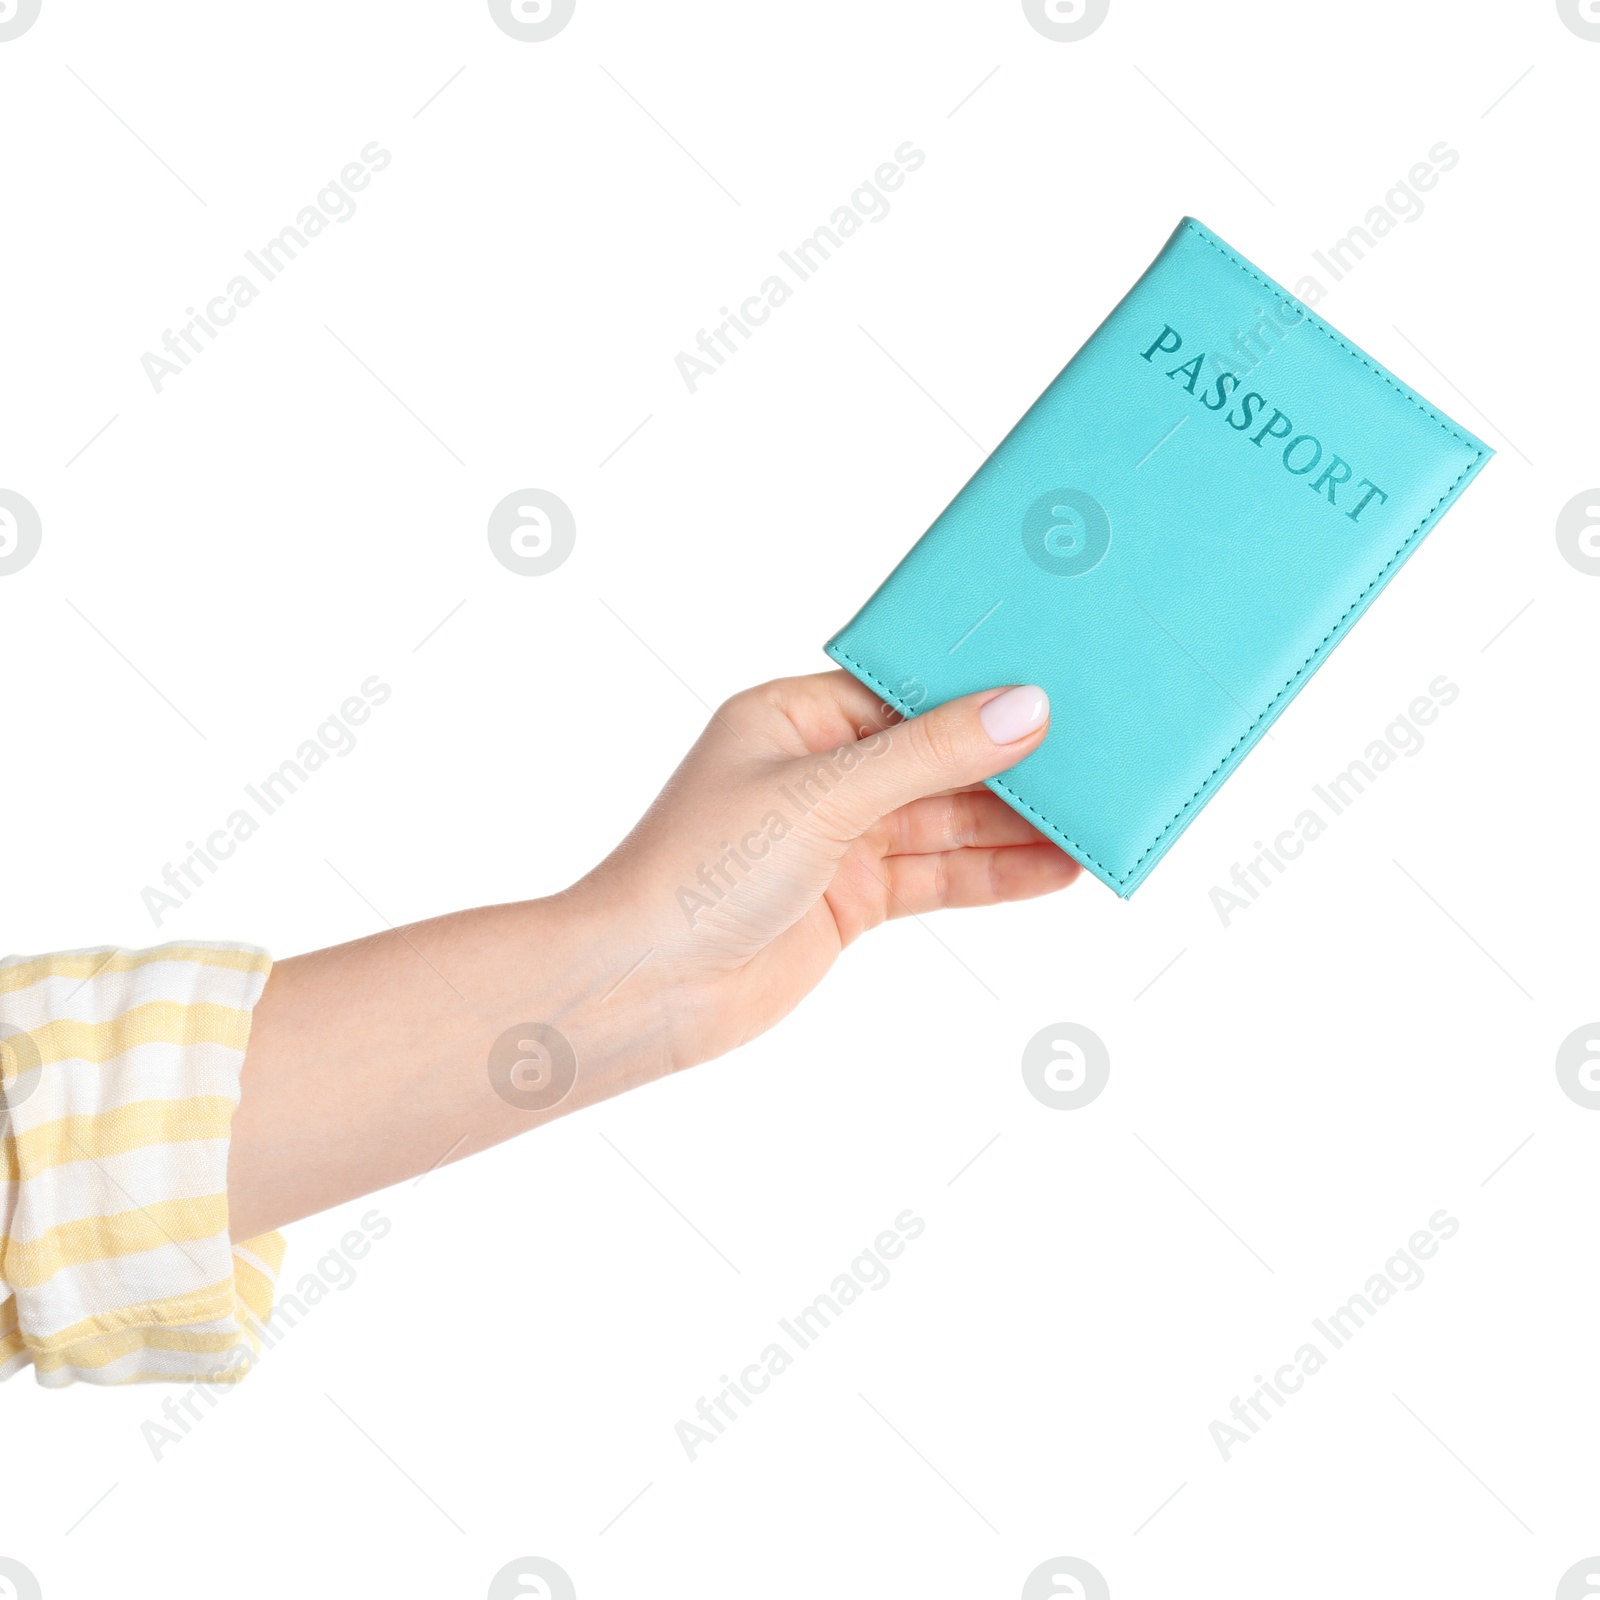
[
  {"x1": 910, "y1": 711, "x2": 963, "y2": 773},
  {"x1": 715, "y1": 677, "x2": 818, "y2": 744},
  {"x1": 711, "y1": 684, "x2": 770, "y2": 733},
  {"x1": 716, "y1": 685, "x2": 761, "y2": 718},
  {"x1": 951, "y1": 793, "x2": 980, "y2": 849}
]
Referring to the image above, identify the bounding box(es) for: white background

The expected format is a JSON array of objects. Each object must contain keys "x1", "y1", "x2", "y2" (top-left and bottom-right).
[{"x1": 1, "y1": 1, "x2": 1595, "y2": 1596}]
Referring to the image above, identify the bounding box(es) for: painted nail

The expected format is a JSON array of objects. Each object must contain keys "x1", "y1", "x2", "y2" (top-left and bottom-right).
[{"x1": 980, "y1": 685, "x2": 1049, "y2": 744}]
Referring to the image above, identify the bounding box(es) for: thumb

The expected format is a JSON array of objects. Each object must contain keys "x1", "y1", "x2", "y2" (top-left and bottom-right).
[{"x1": 794, "y1": 685, "x2": 1050, "y2": 839}]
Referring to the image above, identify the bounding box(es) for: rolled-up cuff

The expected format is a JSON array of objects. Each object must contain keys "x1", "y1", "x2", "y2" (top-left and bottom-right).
[{"x1": 0, "y1": 942, "x2": 284, "y2": 1387}]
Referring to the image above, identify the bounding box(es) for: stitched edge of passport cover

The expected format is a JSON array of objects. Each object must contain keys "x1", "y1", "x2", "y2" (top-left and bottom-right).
[{"x1": 825, "y1": 217, "x2": 1491, "y2": 897}]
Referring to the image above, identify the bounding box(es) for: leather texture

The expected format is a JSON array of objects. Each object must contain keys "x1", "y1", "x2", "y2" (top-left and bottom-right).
[{"x1": 825, "y1": 217, "x2": 1491, "y2": 897}]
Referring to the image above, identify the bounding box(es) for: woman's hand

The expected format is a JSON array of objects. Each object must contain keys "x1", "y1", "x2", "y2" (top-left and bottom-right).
[
  {"x1": 231, "y1": 672, "x2": 1079, "y2": 1237},
  {"x1": 570, "y1": 671, "x2": 1080, "y2": 1073}
]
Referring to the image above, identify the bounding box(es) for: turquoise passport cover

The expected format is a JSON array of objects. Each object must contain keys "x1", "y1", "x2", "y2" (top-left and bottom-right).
[{"x1": 825, "y1": 216, "x2": 1491, "y2": 898}]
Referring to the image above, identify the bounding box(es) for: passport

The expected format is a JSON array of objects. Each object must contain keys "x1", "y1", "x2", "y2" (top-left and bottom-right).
[{"x1": 824, "y1": 216, "x2": 1491, "y2": 897}]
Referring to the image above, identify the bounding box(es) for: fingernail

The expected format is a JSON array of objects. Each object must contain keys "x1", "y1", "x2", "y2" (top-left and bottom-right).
[{"x1": 980, "y1": 685, "x2": 1049, "y2": 744}]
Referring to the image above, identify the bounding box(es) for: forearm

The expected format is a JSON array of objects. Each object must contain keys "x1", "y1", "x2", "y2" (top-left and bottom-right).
[{"x1": 227, "y1": 891, "x2": 676, "y2": 1239}]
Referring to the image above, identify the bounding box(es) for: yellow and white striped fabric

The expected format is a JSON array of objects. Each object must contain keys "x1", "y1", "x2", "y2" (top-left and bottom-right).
[{"x1": 0, "y1": 942, "x2": 283, "y2": 1387}]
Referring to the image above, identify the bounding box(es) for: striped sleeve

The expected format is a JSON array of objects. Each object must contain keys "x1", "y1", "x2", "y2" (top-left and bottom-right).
[{"x1": 0, "y1": 942, "x2": 284, "y2": 1387}]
